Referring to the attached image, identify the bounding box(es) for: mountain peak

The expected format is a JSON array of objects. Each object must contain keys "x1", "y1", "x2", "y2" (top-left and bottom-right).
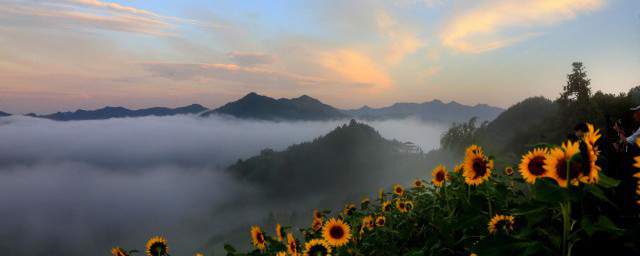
[{"x1": 203, "y1": 93, "x2": 346, "y2": 120}]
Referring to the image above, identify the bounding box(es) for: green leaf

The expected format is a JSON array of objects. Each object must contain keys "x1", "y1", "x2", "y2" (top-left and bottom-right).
[
  {"x1": 584, "y1": 185, "x2": 616, "y2": 207},
  {"x1": 594, "y1": 216, "x2": 624, "y2": 236},
  {"x1": 223, "y1": 244, "x2": 237, "y2": 253},
  {"x1": 597, "y1": 173, "x2": 620, "y2": 189}
]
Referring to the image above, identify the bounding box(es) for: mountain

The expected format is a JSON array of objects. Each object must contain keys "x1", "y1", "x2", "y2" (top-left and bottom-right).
[
  {"x1": 35, "y1": 104, "x2": 208, "y2": 121},
  {"x1": 228, "y1": 120, "x2": 452, "y2": 196},
  {"x1": 344, "y1": 100, "x2": 504, "y2": 123},
  {"x1": 0, "y1": 111, "x2": 10, "y2": 117},
  {"x1": 201, "y1": 92, "x2": 348, "y2": 120}
]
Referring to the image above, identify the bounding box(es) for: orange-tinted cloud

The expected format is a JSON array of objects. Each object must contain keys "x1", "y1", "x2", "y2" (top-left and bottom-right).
[
  {"x1": 318, "y1": 49, "x2": 392, "y2": 92},
  {"x1": 441, "y1": 0, "x2": 605, "y2": 53},
  {"x1": 376, "y1": 12, "x2": 424, "y2": 64}
]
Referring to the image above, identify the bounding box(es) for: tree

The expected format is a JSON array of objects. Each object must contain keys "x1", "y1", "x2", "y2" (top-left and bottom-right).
[{"x1": 560, "y1": 62, "x2": 591, "y2": 104}]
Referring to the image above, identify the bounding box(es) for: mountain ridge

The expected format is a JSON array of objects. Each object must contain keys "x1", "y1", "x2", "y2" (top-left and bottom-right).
[
  {"x1": 200, "y1": 92, "x2": 349, "y2": 120},
  {"x1": 10, "y1": 92, "x2": 504, "y2": 122},
  {"x1": 32, "y1": 104, "x2": 208, "y2": 121}
]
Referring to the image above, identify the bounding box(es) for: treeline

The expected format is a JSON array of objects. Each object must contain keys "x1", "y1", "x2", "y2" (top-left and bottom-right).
[{"x1": 441, "y1": 62, "x2": 640, "y2": 164}]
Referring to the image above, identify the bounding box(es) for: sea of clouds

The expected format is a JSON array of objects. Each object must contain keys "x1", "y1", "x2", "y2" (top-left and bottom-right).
[{"x1": 0, "y1": 115, "x2": 447, "y2": 255}]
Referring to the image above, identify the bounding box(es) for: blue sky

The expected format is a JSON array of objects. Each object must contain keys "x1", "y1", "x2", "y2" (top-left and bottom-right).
[{"x1": 0, "y1": 0, "x2": 638, "y2": 113}]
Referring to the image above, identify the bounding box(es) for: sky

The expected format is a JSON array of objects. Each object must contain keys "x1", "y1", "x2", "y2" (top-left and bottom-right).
[{"x1": 0, "y1": 0, "x2": 639, "y2": 114}]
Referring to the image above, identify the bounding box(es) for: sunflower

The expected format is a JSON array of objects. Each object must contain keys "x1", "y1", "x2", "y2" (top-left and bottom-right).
[
  {"x1": 145, "y1": 236, "x2": 168, "y2": 256},
  {"x1": 322, "y1": 218, "x2": 352, "y2": 247},
  {"x1": 111, "y1": 247, "x2": 129, "y2": 256},
  {"x1": 431, "y1": 164, "x2": 448, "y2": 187},
  {"x1": 276, "y1": 223, "x2": 285, "y2": 241},
  {"x1": 313, "y1": 209, "x2": 323, "y2": 220},
  {"x1": 405, "y1": 200, "x2": 414, "y2": 211},
  {"x1": 466, "y1": 144, "x2": 484, "y2": 157},
  {"x1": 545, "y1": 141, "x2": 581, "y2": 188},
  {"x1": 343, "y1": 203, "x2": 356, "y2": 216},
  {"x1": 413, "y1": 179, "x2": 424, "y2": 188},
  {"x1": 504, "y1": 166, "x2": 514, "y2": 176},
  {"x1": 382, "y1": 201, "x2": 392, "y2": 212},
  {"x1": 361, "y1": 197, "x2": 370, "y2": 208},
  {"x1": 286, "y1": 233, "x2": 299, "y2": 256},
  {"x1": 396, "y1": 200, "x2": 408, "y2": 213},
  {"x1": 584, "y1": 123, "x2": 601, "y2": 147},
  {"x1": 250, "y1": 226, "x2": 266, "y2": 251},
  {"x1": 312, "y1": 217, "x2": 323, "y2": 232},
  {"x1": 303, "y1": 239, "x2": 331, "y2": 256},
  {"x1": 453, "y1": 163, "x2": 464, "y2": 174},
  {"x1": 580, "y1": 140, "x2": 601, "y2": 184},
  {"x1": 518, "y1": 148, "x2": 549, "y2": 184},
  {"x1": 195, "y1": 253, "x2": 204, "y2": 256},
  {"x1": 487, "y1": 214, "x2": 515, "y2": 235},
  {"x1": 393, "y1": 184, "x2": 405, "y2": 197},
  {"x1": 463, "y1": 147, "x2": 493, "y2": 186},
  {"x1": 375, "y1": 216, "x2": 386, "y2": 227},
  {"x1": 362, "y1": 215, "x2": 374, "y2": 231},
  {"x1": 276, "y1": 252, "x2": 287, "y2": 256}
]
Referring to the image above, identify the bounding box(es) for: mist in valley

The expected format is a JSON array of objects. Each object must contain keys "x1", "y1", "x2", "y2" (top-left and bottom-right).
[{"x1": 0, "y1": 115, "x2": 449, "y2": 255}]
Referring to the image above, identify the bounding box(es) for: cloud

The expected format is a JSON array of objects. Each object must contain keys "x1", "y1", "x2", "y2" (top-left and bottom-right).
[
  {"x1": 441, "y1": 0, "x2": 605, "y2": 53},
  {"x1": 0, "y1": 0, "x2": 219, "y2": 36},
  {"x1": 142, "y1": 62, "x2": 324, "y2": 88},
  {"x1": 376, "y1": 11, "x2": 424, "y2": 64},
  {"x1": 0, "y1": 115, "x2": 447, "y2": 255},
  {"x1": 317, "y1": 49, "x2": 393, "y2": 91},
  {"x1": 226, "y1": 52, "x2": 275, "y2": 67}
]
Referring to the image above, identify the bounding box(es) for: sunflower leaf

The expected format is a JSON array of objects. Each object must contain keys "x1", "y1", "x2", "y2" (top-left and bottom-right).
[{"x1": 597, "y1": 173, "x2": 620, "y2": 188}]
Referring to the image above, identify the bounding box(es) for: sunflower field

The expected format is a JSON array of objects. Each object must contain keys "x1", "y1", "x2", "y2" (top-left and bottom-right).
[{"x1": 112, "y1": 123, "x2": 640, "y2": 256}]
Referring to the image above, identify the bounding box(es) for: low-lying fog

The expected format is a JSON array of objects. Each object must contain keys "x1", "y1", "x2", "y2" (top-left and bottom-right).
[{"x1": 0, "y1": 115, "x2": 448, "y2": 255}]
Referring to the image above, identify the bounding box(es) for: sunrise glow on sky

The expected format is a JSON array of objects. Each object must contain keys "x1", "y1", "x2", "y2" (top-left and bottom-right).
[{"x1": 0, "y1": 0, "x2": 638, "y2": 113}]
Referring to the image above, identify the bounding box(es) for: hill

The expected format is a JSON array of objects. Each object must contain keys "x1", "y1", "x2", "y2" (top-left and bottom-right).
[
  {"x1": 227, "y1": 119, "x2": 451, "y2": 195},
  {"x1": 344, "y1": 100, "x2": 503, "y2": 123},
  {"x1": 201, "y1": 92, "x2": 348, "y2": 120},
  {"x1": 34, "y1": 104, "x2": 208, "y2": 121},
  {"x1": 0, "y1": 111, "x2": 10, "y2": 117}
]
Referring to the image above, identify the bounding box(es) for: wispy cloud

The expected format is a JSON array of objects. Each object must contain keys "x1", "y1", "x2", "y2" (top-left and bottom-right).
[
  {"x1": 376, "y1": 11, "x2": 424, "y2": 64},
  {"x1": 0, "y1": 0, "x2": 219, "y2": 36},
  {"x1": 441, "y1": 0, "x2": 605, "y2": 53},
  {"x1": 317, "y1": 49, "x2": 392, "y2": 91},
  {"x1": 226, "y1": 52, "x2": 275, "y2": 67},
  {"x1": 142, "y1": 62, "x2": 325, "y2": 88}
]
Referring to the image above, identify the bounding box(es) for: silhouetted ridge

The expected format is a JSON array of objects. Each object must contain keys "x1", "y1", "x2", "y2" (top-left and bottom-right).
[
  {"x1": 201, "y1": 92, "x2": 347, "y2": 120},
  {"x1": 0, "y1": 111, "x2": 11, "y2": 117},
  {"x1": 343, "y1": 100, "x2": 503, "y2": 123},
  {"x1": 34, "y1": 104, "x2": 208, "y2": 121},
  {"x1": 227, "y1": 120, "x2": 429, "y2": 195}
]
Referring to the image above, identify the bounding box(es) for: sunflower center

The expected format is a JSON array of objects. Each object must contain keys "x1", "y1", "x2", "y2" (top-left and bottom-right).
[
  {"x1": 257, "y1": 233, "x2": 265, "y2": 243},
  {"x1": 528, "y1": 156, "x2": 546, "y2": 175},
  {"x1": 436, "y1": 171, "x2": 445, "y2": 182},
  {"x1": 308, "y1": 245, "x2": 328, "y2": 256},
  {"x1": 149, "y1": 243, "x2": 167, "y2": 256},
  {"x1": 329, "y1": 226, "x2": 344, "y2": 239},
  {"x1": 472, "y1": 158, "x2": 488, "y2": 178},
  {"x1": 555, "y1": 158, "x2": 581, "y2": 180},
  {"x1": 289, "y1": 242, "x2": 296, "y2": 252}
]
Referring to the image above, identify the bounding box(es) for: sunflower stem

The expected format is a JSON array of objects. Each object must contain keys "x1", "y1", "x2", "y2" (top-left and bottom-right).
[{"x1": 560, "y1": 201, "x2": 571, "y2": 256}]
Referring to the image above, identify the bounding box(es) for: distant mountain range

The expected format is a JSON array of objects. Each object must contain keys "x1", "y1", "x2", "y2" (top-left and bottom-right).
[
  {"x1": 2, "y1": 92, "x2": 504, "y2": 122},
  {"x1": 25, "y1": 104, "x2": 207, "y2": 121},
  {"x1": 0, "y1": 111, "x2": 10, "y2": 117},
  {"x1": 344, "y1": 100, "x2": 504, "y2": 123},
  {"x1": 201, "y1": 92, "x2": 348, "y2": 120}
]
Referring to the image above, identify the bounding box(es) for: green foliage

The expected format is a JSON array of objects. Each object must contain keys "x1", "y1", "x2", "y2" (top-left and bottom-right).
[{"x1": 221, "y1": 142, "x2": 638, "y2": 256}]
